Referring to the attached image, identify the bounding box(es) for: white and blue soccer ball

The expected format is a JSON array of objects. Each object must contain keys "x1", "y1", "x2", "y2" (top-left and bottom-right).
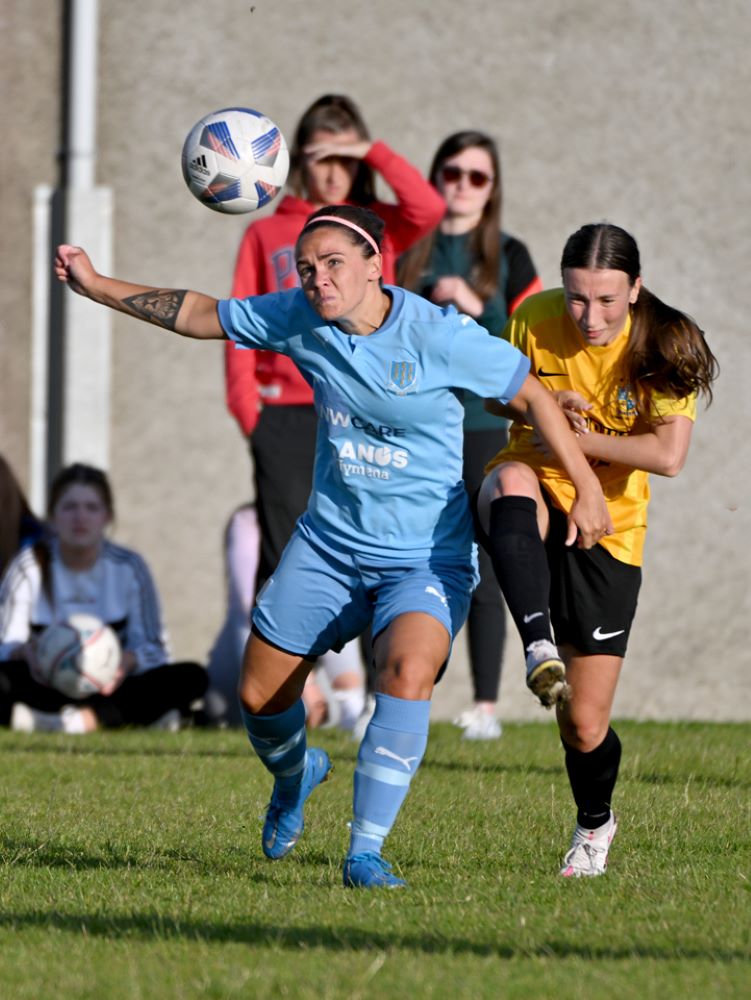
[
  {"x1": 33, "y1": 614, "x2": 123, "y2": 700},
  {"x1": 181, "y1": 107, "x2": 289, "y2": 214}
]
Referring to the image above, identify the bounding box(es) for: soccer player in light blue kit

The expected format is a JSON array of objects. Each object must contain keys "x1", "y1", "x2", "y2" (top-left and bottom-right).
[{"x1": 54, "y1": 206, "x2": 611, "y2": 888}]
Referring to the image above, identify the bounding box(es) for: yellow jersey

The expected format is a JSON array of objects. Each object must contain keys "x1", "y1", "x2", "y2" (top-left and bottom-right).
[{"x1": 486, "y1": 289, "x2": 695, "y2": 566}]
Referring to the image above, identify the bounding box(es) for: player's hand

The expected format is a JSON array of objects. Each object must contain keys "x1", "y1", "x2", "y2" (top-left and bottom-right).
[
  {"x1": 303, "y1": 140, "x2": 372, "y2": 162},
  {"x1": 430, "y1": 276, "x2": 483, "y2": 317},
  {"x1": 566, "y1": 485, "x2": 614, "y2": 549},
  {"x1": 554, "y1": 390, "x2": 592, "y2": 434},
  {"x1": 100, "y1": 650, "x2": 137, "y2": 696},
  {"x1": 54, "y1": 244, "x2": 97, "y2": 297}
]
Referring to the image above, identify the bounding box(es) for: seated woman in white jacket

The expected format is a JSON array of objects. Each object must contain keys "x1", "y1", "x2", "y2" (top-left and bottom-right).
[{"x1": 0, "y1": 462, "x2": 207, "y2": 733}]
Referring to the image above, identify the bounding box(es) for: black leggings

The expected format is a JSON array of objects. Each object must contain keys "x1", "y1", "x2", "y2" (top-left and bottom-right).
[
  {"x1": 0, "y1": 659, "x2": 207, "y2": 728},
  {"x1": 463, "y1": 427, "x2": 508, "y2": 702},
  {"x1": 250, "y1": 402, "x2": 375, "y2": 691},
  {"x1": 249, "y1": 404, "x2": 317, "y2": 593}
]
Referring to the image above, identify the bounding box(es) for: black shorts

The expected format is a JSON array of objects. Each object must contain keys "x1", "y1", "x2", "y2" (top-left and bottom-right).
[
  {"x1": 543, "y1": 490, "x2": 641, "y2": 657},
  {"x1": 471, "y1": 488, "x2": 642, "y2": 658}
]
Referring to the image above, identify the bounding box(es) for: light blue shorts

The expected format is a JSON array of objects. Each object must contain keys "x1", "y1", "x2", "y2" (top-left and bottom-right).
[{"x1": 251, "y1": 524, "x2": 477, "y2": 661}]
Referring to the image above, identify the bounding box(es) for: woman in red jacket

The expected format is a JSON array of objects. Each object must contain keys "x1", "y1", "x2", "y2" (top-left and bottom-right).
[{"x1": 221, "y1": 95, "x2": 444, "y2": 729}]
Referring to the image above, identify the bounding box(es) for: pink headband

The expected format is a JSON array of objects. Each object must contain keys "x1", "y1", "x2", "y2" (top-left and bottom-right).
[{"x1": 302, "y1": 215, "x2": 381, "y2": 256}]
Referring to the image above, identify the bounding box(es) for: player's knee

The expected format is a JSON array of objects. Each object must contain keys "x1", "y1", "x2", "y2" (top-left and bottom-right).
[
  {"x1": 559, "y1": 715, "x2": 609, "y2": 753},
  {"x1": 377, "y1": 653, "x2": 435, "y2": 700},
  {"x1": 487, "y1": 461, "x2": 539, "y2": 499},
  {"x1": 237, "y1": 676, "x2": 264, "y2": 715}
]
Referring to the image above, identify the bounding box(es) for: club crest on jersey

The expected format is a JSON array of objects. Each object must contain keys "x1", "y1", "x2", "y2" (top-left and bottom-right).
[
  {"x1": 387, "y1": 360, "x2": 417, "y2": 394},
  {"x1": 617, "y1": 384, "x2": 637, "y2": 415}
]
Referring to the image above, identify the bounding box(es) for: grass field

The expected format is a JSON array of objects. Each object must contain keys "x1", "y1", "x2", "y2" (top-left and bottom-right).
[{"x1": 0, "y1": 720, "x2": 748, "y2": 999}]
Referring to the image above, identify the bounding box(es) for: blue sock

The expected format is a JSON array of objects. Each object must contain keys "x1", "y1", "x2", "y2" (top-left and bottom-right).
[
  {"x1": 241, "y1": 700, "x2": 307, "y2": 796},
  {"x1": 348, "y1": 692, "x2": 431, "y2": 857}
]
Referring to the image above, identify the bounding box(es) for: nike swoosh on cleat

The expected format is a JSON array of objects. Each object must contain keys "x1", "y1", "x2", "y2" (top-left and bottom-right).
[
  {"x1": 523, "y1": 611, "x2": 544, "y2": 623},
  {"x1": 537, "y1": 367, "x2": 567, "y2": 378},
  {"x1": 592, "y1": 626, "x2": 625, "y2": 640}
]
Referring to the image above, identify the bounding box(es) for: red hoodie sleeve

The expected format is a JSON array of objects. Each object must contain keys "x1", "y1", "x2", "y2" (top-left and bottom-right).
[
  {"x1": 225, "y1": 225, "x2": 263, "y2": 436},
  {"x1": 364, "y1": 141, "x2": 445, "y2": 255}
]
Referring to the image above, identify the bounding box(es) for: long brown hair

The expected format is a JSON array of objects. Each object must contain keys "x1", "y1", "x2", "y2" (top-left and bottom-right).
[
  {"x1": 398, "y1": 130, "x2": 502, "y2": 300},
  {"x1": 0, "y1": 455, "x2": 37, "y2": 578},
  {"x1": 287, "y1": 94, "x2": 375, "y2": 204},
  {"x1": 561, "y1": 223, "x2": 719, "y2": 416}
]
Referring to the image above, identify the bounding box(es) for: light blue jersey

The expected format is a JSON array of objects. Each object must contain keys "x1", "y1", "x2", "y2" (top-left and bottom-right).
[{"x1": 219, "y1": 286, "x2": 529, "y2": 566}]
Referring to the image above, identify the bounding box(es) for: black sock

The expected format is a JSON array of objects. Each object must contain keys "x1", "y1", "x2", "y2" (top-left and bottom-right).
[
  {"x1": 562, "y1": 727, "x2": 622, "y2": 828},
  {"x1": 486, "y1": 496, "x2": 553, "y2": 648}
]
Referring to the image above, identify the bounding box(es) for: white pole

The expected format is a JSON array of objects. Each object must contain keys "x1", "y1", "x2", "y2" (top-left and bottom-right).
[
  {"x1": 61, "y1": 0, "x2": 113, "y2": 471},
  {"x1": 68, "y1": 0, "x2": 99, "y2": 191},
  {"x1": 30, "y1": 185, "x2": 53, "y2": 514}
]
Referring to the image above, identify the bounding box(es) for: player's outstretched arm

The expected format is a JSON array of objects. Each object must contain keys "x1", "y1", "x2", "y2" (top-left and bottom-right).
[
  {"x1": 54, "y1": 244, "x2": 225, "y2": 340},
  {"x1": 510, "y1": 374, "x2": 614, "y2": 548},
  {"x1": 576, "y1": 415, "x2": 694, "y2": 478}
]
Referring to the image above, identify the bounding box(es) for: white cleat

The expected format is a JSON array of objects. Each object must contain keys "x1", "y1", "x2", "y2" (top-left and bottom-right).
[{"x1": 560, "y1": 811, "x2": 618, "y2": 877}]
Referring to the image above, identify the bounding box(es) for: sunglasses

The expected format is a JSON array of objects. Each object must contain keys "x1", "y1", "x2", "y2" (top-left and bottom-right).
[{"x1": 439, "y1": 165, "x2": 493, "y2": 188}]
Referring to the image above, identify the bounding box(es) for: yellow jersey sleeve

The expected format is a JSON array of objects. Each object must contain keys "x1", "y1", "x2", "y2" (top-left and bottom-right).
[{"x1": 650, "y1": 391, "x2": 696, "y2": 421}]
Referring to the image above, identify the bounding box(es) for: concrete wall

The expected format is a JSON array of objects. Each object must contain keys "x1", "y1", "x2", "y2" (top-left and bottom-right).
[{"x1": 2, "y1": 0, "x2": 749, "y2": 719}]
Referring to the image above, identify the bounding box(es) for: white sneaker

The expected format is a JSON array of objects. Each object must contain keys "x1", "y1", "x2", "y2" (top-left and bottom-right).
[
  {"x1": 10, "y1": 703, "x2": 42, "y2": 733},
  {"x1": 560, "y1": 812, "x2": 617, "y2": 877},
  {"x1": 351, "y1": 693, "x2": 375, "y2": 742},
  {"x1": 453, "y1": 709, "x2": 475, "y2": 729},
  {"x1": 150, "y1": 709, "x2": 182, "y2": 732},
  {"x1": 455, "y1": 706, "x2": 502, "y2": 741},
  {"x1": 525, "y1": 639, "x2": 570, "y2": 708},
  {"x1": 10, "y1": 703, "x2": 87, "y2": 734}
]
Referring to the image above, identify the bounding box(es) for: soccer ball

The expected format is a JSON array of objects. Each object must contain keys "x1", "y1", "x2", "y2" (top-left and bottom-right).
[
  {"x1": 33, "y1": 614, "x2": 123, "y2": 700},
  {"x1": 181, "y1": 107, "x2": 289, "y2": 214}
]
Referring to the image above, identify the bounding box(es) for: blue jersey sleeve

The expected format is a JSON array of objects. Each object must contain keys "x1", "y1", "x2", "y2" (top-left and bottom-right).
[
  {"x1": 447, "y1": 313, "x2": 530, "y2": 402},
  {"x1": 218, "y1": 290, "x2": 309, "y2": 353}
]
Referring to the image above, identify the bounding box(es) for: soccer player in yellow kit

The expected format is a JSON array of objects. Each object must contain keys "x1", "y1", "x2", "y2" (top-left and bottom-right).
[{"x1": 475, "y1": 223, "x2": 718, "y2": 877}]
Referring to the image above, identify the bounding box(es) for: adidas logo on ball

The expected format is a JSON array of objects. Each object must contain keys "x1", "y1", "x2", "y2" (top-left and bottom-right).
[{"x1": 189, "y1": 154, "x2": 211, "y2": 176}]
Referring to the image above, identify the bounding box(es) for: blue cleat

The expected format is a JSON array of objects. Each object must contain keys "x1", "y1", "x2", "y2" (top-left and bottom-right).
[
  {"x1": 343, "y1": 851, "x2": 406, "y2": 889},
  {"x1": 262, "y1": 748, "x2": 332, "y2": 860}
]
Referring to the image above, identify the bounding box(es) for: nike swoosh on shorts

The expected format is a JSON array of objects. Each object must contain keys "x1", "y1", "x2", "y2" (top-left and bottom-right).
[{"x1": 592, "y1": 626, "x2": 625, "y2": 640}]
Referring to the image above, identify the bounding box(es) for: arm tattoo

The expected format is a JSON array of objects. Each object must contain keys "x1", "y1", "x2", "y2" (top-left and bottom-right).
[{"x1": 121, "y1": 289, "x2": 188, "y2": 330}]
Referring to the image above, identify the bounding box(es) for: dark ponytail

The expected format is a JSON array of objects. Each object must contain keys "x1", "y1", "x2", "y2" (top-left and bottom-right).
[{"x1": 625, "y1": 287, "x2": 718, "y2": 415}]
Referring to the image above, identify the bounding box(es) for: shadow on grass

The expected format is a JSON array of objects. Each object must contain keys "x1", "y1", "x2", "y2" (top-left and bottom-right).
[
  {"x1": 1, "y1": 739, "x2": 748, "y2": 789},
  {"x1": 0, "y1": 740, "x2": 249, "y2": 760},
  {"x1": 425, "y1": 758, "x2": 562, "y2": 778},
  {"x1": 425, "y1": 757, "x2": 751, "y2": 790},
  {"x1": 0, "y1": 908, "x2": 746, "y2": 962},
  {"x1": 0, "y1": 833, "x2": 329, "y2": 882},
  {"x1": 628, "y1": 770, "x2": 751, "y2": 791}
]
